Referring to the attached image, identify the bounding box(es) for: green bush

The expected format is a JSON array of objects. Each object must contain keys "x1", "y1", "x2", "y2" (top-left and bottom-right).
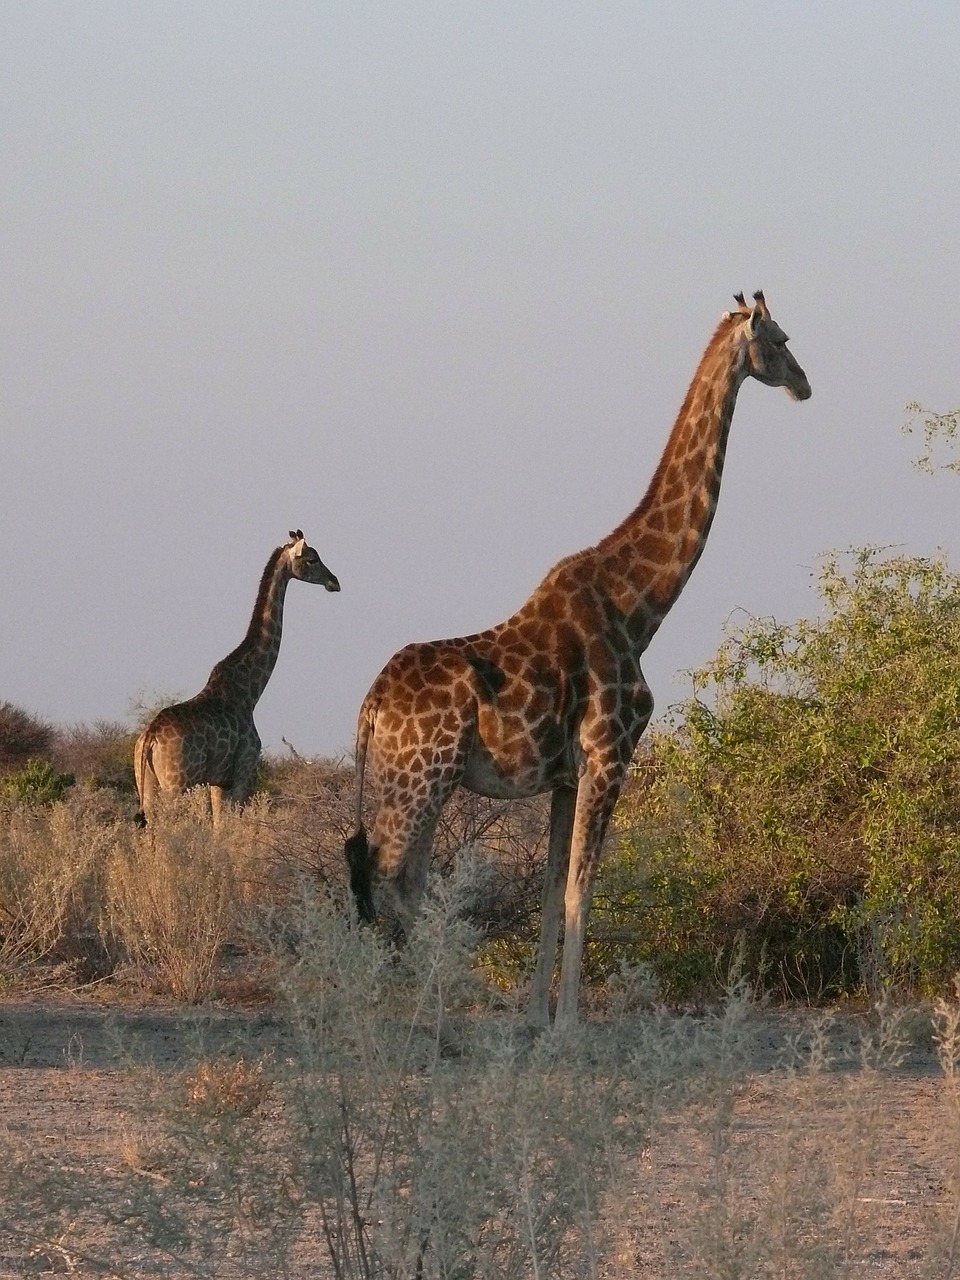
[
  {"x1": 0, "y1": 758, "x2": 74, "y2": 807},
  {"x1": 600, "y1": 549, "x2": 960, "y2": 999}
]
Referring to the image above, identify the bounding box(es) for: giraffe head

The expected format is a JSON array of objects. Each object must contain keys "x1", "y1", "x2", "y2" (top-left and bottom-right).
[
  {"x1": 730, "y1": 291, "x2": 811, "y2": 401},
  {"x1": 285, "y1": 529, "x2": 341, "y2": 591}
]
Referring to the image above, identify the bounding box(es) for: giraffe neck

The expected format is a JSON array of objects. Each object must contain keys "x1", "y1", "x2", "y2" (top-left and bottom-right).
[
  {"x1": 592, "y1": 315, "x2": 747, "y2": 642},
  {"x1": 203, "y1": 547, "x2": 292, "y2": 712}
]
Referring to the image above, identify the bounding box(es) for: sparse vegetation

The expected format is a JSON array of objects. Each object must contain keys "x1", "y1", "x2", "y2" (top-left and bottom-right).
[
  {"x1": 0, "y1": 874, "x2": 957, "y2": 1275},
  {"x1": 905, "y1": 401, "x2": 960, "y2": 474},
  {"x1": 3, "y1": 525, "x2": 960, "y2": 1270}
]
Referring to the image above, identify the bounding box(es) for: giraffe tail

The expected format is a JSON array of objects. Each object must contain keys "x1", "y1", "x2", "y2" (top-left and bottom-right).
[
  {"x1": 344, "y1": 704, "x2": 377, "y2": 923},
  {"x1": 345, "y1": 827, "x2": 376, "y2": 923}
]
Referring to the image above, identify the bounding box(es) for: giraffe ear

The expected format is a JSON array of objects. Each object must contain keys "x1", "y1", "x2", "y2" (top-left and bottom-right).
[{"x1": 745, "y1": 305, "x2": 764, "y2": 338}]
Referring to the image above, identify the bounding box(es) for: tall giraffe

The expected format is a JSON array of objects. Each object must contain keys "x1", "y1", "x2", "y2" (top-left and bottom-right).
[
  {"x1": 346, "y1": 293, "x2": 810, "y2": 1031},
  {"x1": 134, "y1": 530, "x2": 340, "y2": 825}
]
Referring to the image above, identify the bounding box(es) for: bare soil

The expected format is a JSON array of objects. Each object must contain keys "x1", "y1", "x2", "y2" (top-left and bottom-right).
[{"x1": 0, "y1": 992, "x2": 955, "y2": 1277}]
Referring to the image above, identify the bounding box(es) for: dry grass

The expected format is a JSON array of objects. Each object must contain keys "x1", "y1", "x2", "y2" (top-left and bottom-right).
[
  {"x1": 1, "y1": 772, "x2": 959, "y2": 1274},
  {"x1": 106, "y1": 793, "x2": 267, "y2": 1001},
  {"x1": 0, "y1": 787, "x2": 284, "y2": 999},
  {"x1": 0, "y1": 789, "x2": 118, "y2": 979}
]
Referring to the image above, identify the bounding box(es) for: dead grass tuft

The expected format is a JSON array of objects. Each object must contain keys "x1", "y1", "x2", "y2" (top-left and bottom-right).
[
  {"x1": 106, "y1": 792, "x2": 264, "y2": 1002},
  {"x1": 182, "y1": 1057, "x2": 273, "y2": 1119}
]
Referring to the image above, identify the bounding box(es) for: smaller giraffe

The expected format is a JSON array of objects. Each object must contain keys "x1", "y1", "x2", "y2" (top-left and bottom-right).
[{"x1": 134, "y1": 530, "x2": 340, "y2": 825}]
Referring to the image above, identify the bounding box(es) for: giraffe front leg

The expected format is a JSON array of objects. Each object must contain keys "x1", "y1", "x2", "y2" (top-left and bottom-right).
[
  {"x1": 217, "y1": 733, "x2": 261, "y2": 823},
  {"x1": 553, "y1": 766, "x2": 624, "y2": 1034},
  {"x1": 210, "y1": 762, "x2": 257, "y2": 828},
  {"x1": 527, "y1": 784, "x2": 577, "y2": 1031}
]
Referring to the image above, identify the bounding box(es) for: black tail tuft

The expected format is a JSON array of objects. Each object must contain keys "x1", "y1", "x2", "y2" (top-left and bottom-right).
[
  {"x1": 134, "y1": 810, "x2": 147, "y2": 829},
  {"x1": 345, "y1": 826, "x2": 377, "y2": 923}
]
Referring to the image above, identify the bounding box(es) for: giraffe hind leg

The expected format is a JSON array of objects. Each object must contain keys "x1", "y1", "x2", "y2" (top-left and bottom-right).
[
  {"x1": 345, "y1": 823, "x2": 438, "y2": 938},
  {"x1": 134, "y1": 738, "x2": 160, "y2": 827},
  {"x1": 380, "y1": 825, "x2": 438, "y2": 941},
  {"x1": 350, "y1": 793, "x2": 453, "y2": 941}
]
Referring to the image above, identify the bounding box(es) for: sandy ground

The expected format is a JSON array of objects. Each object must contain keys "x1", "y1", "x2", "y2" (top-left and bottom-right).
[{"x1": 0, "y1": 993, "x2": 956, "y2": 1278}]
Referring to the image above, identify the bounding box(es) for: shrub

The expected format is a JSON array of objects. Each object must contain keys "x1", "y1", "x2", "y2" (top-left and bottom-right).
[
  {"x1": 0, "y1": 759, "x2": 74, "y2": 808},
  {"x1": 255, "y1": 754, "x2": 360, "y2": 896},
  {"x1": 259, "y1": 753, "x2": 551, "y2": 987},
  {"x1": 591, "y1": 757, "x2": 723, "y2": 999},
  {"x1": 0, "y1": 789, "x2": 119, "y2": 980},
  {"x1": 106, "y1": 792, "x2": 265, "y2": 1002},
  {"x1": 0, "y1": 702, "x2": 53, "y2": 774},
  {"x1": 0, "y1": 783, "x2": 308, "y2": 996},
  {"x1": 601, "y1": 549, "x2": 960, "y2": 999},
  {"x1": 52, "y1": 720, "x2": 138, "y2": 793}
]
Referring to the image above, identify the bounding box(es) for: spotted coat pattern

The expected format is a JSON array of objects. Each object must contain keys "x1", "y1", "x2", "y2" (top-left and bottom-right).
[
  {"x1": 134, "y1": 531, "x2": 340, "y2": 824},
  {"x1": 347, "y1": 294, "x2": 811, "y2": 1031}
]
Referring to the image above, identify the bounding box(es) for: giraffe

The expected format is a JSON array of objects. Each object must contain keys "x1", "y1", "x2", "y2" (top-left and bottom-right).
[
  {"x1": 134, "y1": 530, "x2": 340, "y2": 825},
  {"x1": 345, "y1": 292, "x2": 811, "y2": 1031}
]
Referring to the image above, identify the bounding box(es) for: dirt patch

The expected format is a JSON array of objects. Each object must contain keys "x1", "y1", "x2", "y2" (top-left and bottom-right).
[
  {"x1": 0, "y1": 993, "x2": 286, "y2": 1072},
  {"x1": 0, "y1": 994, "x2": 955, "y2": 1277}
]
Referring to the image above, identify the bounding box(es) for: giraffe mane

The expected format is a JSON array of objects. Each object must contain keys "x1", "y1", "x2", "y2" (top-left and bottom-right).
[{"x1": 207, "y1": 541, "x2": 290, "y2": 679}]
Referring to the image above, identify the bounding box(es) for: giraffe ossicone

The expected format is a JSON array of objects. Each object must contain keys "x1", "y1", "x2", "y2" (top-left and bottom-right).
[
  {"x1": 345, "y1": 293, "x2": 810, "y2": 1033},
  {"x1": 134, "y1": 530, "x2": 340, "y2": 826}
]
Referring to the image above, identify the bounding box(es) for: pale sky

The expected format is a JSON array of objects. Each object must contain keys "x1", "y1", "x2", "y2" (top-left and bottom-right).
[{"x1": 2, "y1": 3, "x2": 959, "y2": 760}]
